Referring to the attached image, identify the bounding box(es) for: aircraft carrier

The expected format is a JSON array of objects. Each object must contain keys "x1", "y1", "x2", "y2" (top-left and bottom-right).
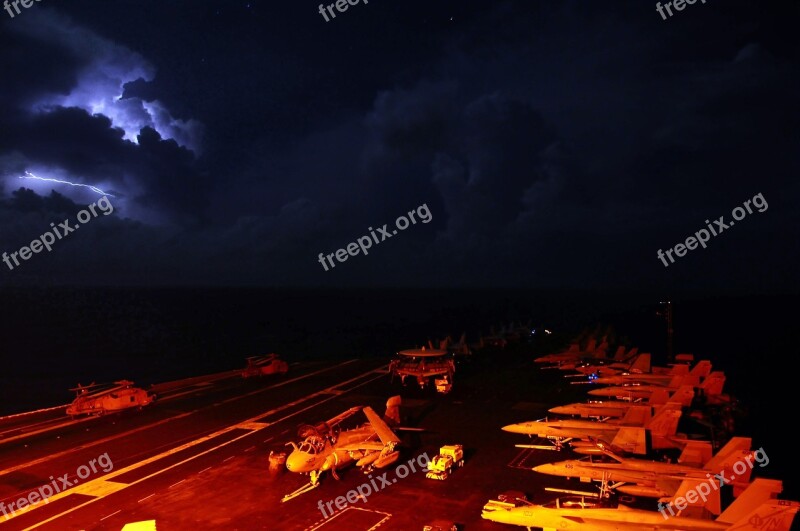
[
  {"x1": 0, "y1": 332, "x2": 791, "y2": 531},
  {"x1": 0, "y1": 335, "x2": 617, "y2": 531}
]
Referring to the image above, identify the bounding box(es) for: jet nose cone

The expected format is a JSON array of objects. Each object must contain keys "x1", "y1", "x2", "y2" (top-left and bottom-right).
[
  {"x1": 532, "y1": 463, "x2": 554, "y2": 474},
  {"x1": 501, "y1": 423, "x2": 527, "y2": 434},
  {"x1": 285, "y1": 453, "x2": 302, "y2": 472},
  {"x1": 549, "y1": 406, "x2": 570, "y2": 415}
]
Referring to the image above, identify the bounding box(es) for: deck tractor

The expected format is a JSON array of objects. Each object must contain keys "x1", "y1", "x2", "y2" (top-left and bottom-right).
[{"x1": 425, "y1": 444, "x2": 464, "y2": 480}]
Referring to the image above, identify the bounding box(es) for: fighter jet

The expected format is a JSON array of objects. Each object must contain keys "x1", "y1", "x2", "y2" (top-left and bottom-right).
[
  {"x1": 502, "y1": 402, "x2": 685, "y2": 453},
  {"x1": 588, "y1": 367, "x2": 721, "y2": 401},
  {"x1": 282, "y1": 396, "x2": 402, "y2": 501},
  {"x1": 444, "y1": 333, "x2": 472, "y2": 357},
  {"x1": 532, "y1": 437, "x2": 755, "y2": 502},
  {"x1": 588, "y1": 359, "x2": 710, "y2": 387},
  {"x1": 553, "y1": 345, "x2": 635, "y2": 373},
  {"x1": 535, "y1": 337, "x2": 608, "y2": 366},
  {"x1": 549, "y1": 385, "x2": 695, "y2": 419},
  {"x1": 481, "y1": 478, "x2": 799, "y2": 531},
  {"x1": 570, "y1": 348, "x2": 646, "y2": 377}
]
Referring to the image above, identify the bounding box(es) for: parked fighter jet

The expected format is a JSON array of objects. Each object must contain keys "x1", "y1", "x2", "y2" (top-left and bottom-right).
[
  {"x1": 532, "y1": 437, "x2": 755, "y2": 502},
  {"x1": 588, "y1": 365, "x2": 720, "y2": 401},
  {"x1": 481, "y1": 478, "x2": 799, "y2": 531},
  {"x1": 549, "y1": 385, "x2": 695, "y2": 419},
  {"x1": 502, "y1": 402, "x2": 685, "y2": 453},
  {"x1": 586, "y1": 358, "x2": 707, "y2": 387},
  {"x1": 585, "y1": 360, "x2": 694, "y2": 386},
  {"x1": 478, "y1": 324, "x2": 511, "y2": 349},
  {"x1": 441, "y1": 333, "x2": 471, "y2": 357},
  {"x1": 535, "y1": 337, "x2": 605, "y2": 366},
  {"x1": 570, "y1": 349, "x2": 646, "y2": 377},
  {"x1": 282, "y1": 396, "x2": 402, "y2": 502}
]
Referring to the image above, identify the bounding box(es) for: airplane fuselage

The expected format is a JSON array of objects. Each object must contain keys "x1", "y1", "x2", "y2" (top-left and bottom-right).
[
  {"x1": 533, "y1": 460, "x2": 713, "y2": 497},
  {"x1": 592, "y1": 374, "x2": 675, "y2": 386},
  {"x1": 549, "y1": 401, "x2": 633, "y2": 418},
  {"x1": 588, "y1": 385, "x2": 666, "y2": 400},
  {"x1": 502, "y1": 419, "x2": 622, "y2": 441},
  {"x1": 482, "y1": 504, "x2": 728, "y2": 530}
]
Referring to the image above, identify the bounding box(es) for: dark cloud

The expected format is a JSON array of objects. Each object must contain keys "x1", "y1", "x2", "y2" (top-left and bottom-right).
[{"x1": 0, "y1": 1, "x2": 796, "y2": 289}]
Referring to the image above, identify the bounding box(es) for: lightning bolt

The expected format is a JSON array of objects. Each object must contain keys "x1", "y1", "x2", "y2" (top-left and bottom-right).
[{"x1": 19, "y1": 171, "x2": 115, "y2": 197}]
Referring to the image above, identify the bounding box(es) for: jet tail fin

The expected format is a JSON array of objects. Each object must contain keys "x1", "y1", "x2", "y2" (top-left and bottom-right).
[
  {"x1": 365, "y1": 403, "x2": 401, "y2": 445},
  {"x1": 584, "y1": 338, "x2": 597, "y2": 353},
  {"x1": 717, "y1": 478, "x2": 785, "y2": 524},
  {"x1": 668, "y1": 374, "x2": 686, "y2": 388},
  {"x1": 700, "y1": 371, "x2": 726, "y2": 396},
  {"x1": 609, "y1": 427, "x2": 647, "y2": 455},
  {"x1": 383, "y1": 395, "x2": 402, "y2": 426},
  {"x1": 668, "y1": 385, "x2": 695, "y2": 407},
  {"x1": 668, "y1": 363, "x2": 690, "y2": 376},
  {"x1": 646, "y1": 402, "x2": 682, "y2": 437},
  {"x1": 619, "y1": 405, "x2": 652, "y2": 426},
  {"x1": 721, "y1": 500, "x2": 800, "y2": 530},
  {"x1": 686, "y1": 360, "x2": 713, "y2": 384},
  {"x1": 704, "y1": 437, "x2": 758, "y2": 496},
  {"x1": 704, "y1": 436, "x2": 752, "y2": 475},
  {"x1": 665, "y1": 477, "x2": 721, "y2": 517},
  {"x1": 677, "y1": 440, "x2": 713, "y2": 467},
  {"x1": 594, "y1": 341, "x2": 608, "y2": 358},
  {"x1": 607, "y1": 402, "x2": 681, "y2": 455},
  {"x1": 648, "y1": 388, "x2": 670, "y2": 406},
  {"x1": 628, "y1": 352, "x2": 650, "y2": 373}
]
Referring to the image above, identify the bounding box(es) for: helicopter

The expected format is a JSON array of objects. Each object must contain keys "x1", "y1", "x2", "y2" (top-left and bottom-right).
[{"x1": 66, "y1": 380, "x2": 156, "y2": 418}]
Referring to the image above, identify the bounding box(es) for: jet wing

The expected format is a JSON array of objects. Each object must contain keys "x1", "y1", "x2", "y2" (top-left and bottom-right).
[
  {"x1": 339, "y1": 441, "x2": 385, "y2": 452},
  {"x1": 324, "y1": 406, "x2": 363, "y2": 428},
  {"x1": 363, "y1": 406, "x2": 401, "y2": 445}
]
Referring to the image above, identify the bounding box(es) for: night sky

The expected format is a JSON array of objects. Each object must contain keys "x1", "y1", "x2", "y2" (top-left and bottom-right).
[{"x1": 0, "y1": 0, "x2": 797, "y2": 289}]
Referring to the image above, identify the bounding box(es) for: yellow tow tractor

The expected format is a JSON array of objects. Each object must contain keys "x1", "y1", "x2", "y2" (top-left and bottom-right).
[{"x1": 425, "y1": 444, "x2": 464, "y2": 480}]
